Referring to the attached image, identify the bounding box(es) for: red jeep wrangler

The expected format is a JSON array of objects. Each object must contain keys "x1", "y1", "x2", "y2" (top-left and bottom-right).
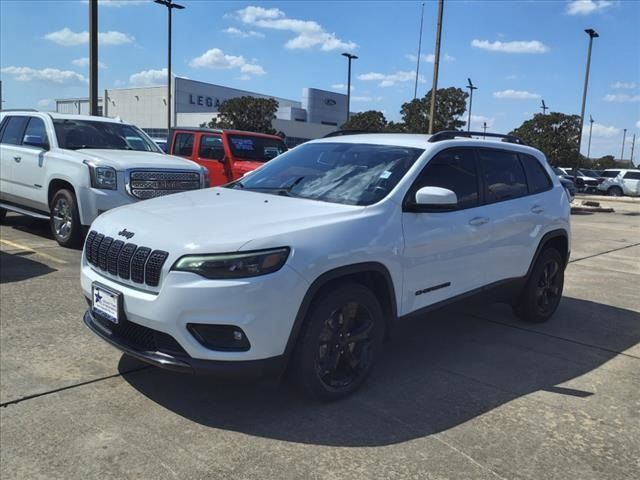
[{"x1": 169, "y1": 128, "x2": 287, "y2": 186}]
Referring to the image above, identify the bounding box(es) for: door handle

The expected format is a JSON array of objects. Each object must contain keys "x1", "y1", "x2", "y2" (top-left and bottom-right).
[
  {"x1": 13, "y1": 156, "x2": 22, "y2": 163},
  {"x1": 531, "y1": 205, "x2": 544, "y2": 214},
  {"x1": 468, "y1": 217, "x2": 490, "y2": 226}
]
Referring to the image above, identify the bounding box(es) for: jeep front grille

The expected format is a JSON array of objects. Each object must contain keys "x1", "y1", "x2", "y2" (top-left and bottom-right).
[
  {"x1": 127, "y1": 170, "x2": 201, "y2": 200},
  {"x1": 85, "y1": 231, "x2": 169, "y2": 287}
]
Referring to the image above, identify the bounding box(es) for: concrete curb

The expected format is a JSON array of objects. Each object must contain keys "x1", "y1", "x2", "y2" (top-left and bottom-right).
[
  {"x1": 575, "y1": 194, "x2": 640, "y2": 204},
  {"x1": 571, "y1": 206, "x2": 615, "y2": 214}
]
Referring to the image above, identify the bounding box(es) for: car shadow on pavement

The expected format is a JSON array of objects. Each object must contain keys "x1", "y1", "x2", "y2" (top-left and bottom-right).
[
  {"x1": 1, "y1": 214, "x2": 55, "y2": 242},
  {"x1": 120, "y1": 297, "x2": 640, "y2": 447},
  {"x1": 0, "y1": 250, "x2": 57, "y2": 283}
]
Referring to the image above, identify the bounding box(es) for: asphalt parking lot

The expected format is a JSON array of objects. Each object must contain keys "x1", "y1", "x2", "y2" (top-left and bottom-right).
[{"x1": 1, "y1": 203, "x2": 639, "y2": 480}]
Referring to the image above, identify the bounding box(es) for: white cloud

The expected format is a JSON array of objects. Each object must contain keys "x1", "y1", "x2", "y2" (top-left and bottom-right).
[
  {"x1": 611, "y1": 81, "x2": 637, "y2": 89},
  {"x1": 493, "y1": 89, "x2": 541, "y2": 99},
  {"x1": 222, "y1": 27, "x2": 265, "y2": 39},
  {"x1": 604, "y1": 94, "x2": 640, "y2": 103},
  {"x1": 72, "y1": 57, "x2": 107, "y2": 69},
  {"x1": 331, "y1": 83, "x2": 354, "y2": 92},
  {"x1": 505, "y1": 74, "x2": 519, "y2": 80},
  {"x1": 351, "y1": 96, "x2": 383, "y2": 102},
  {"x1": 129, "y1": 68, "x2": 167, "y2": 86},
  {"x1": 189, "y1": 48, "x2": 266, "y2": 76},
  {"x1": 238, "y1": 74, "x2": 251, "y2": 81},
  {"x1": 358, "y1": 71, "x2": 423, "y2": 87},
  {"x1": 0, "y1": 66, "x2": 88, "y2": 85},
  {"x1": 232, "y1": 6, "x2": 357, "y2": 51},
  {"x1": 406, "y1": 52, "x2": 455, "y2": 63},
  {"x1": 582, "y1": 123, "x2": 620, "y2": 138},
  {"x1": 469, "y1": 114, "x2": 496, "y2": 129},
  {"x1": 471, "y1": 39, "x2": 548, "y2": 54},
  {"x1": 37, "y1": 99, "x2": 51, "y2": 108},
  {"x1": 636, "y1": 120, "x2": 640, "y2": 130},
  {"x1": 566, "y1": 0, "x2": 613, "y2": 15},
  {"x1": 44, "y1": 27, "x2": 134, "y2": 46}
]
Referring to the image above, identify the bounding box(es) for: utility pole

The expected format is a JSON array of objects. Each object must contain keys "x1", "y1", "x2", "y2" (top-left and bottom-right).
[
  {"x1": 620, "y1": 128, "x2": 627, "y2": 162},
  {"x1": 155, "y1": 0, "x2": 185, "y2": 136},
  {"x1": 577, "y1": 28, "x2": 599, "y2": 169},
  {"x1": 540, "y1": 99, "x2": 548, "y2": 115},
  {"x1": 630, "y1": 133, "x2": 636, "y2": 167},
  {"x1": 587, "y1": 115, "x2": 594, "y2": 160},
  {"x1": 466, "y1": 78, "x2": 477, "y2": 132},
  {"x1": 482, "y1": 121, "x2": 487, "y2": 138},
  {"x1": 413, "y1": 2, "x2": 425, "y2": 100},
  {"x1": 341, "y1": 53, "x2": 358, "y2": 124},
  {"x1": 428, "y1": 0, "x2": 444, "y2": 134},
  {"x1": 89, "y1": 0, "x2": 99, "y2": 116}
]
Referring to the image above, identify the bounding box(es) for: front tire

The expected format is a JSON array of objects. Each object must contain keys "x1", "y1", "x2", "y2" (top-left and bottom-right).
[
  {"x1": 513, "y1": 248, "x2": 564, "y2": 323},
  {"x1": 292, "y1": 283, "x2": 384, "y2": 401},
  {"x1": 608, "y1": 186, "x2": 623, "y2": 197},
  {"x1": 49, "y1": 189, "x2": 83, "y2": 248}
]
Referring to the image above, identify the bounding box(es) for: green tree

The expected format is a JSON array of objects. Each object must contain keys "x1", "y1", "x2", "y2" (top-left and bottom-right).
[
  {"x1": 509, "y1": 112, "x2": 581, "y2": 166},
  {"x1": 340, "y1": 110, "x2": 388, "y2": 131},
  {"x1": 200, "y1": 96, "x2": 279, "y2": 134},
  {"x1": 400, "y1": 87, "x2": 468, "y2": 133},
  {"x1": 591, "y1": 155, "x2": 617, "y2": 170}
]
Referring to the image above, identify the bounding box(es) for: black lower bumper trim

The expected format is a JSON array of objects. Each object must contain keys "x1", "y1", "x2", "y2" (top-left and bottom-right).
[{"x1": 83, "y1": 310, "x2": 286, "y2": 377}]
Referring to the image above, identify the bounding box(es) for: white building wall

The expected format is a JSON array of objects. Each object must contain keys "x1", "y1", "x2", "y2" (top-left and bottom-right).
[{"x1": 104, "y1": 86, "x2": 167, "y2": 129}]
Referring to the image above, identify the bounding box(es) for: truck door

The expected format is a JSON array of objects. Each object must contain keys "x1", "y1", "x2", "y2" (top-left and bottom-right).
[{"x1": 198, "y1": 134, "x2": 229, "y2": 185}]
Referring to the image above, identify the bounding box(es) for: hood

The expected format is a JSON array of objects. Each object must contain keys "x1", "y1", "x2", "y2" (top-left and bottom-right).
[
  {"x1": 72, "y1": 149, "x2": 201, "y2": 170},
  {"x1": 90, "y1": 187, "x2": 364, "y2": 254}
]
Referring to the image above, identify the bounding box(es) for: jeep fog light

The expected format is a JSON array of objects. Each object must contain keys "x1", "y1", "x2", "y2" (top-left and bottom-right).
[{"x1": 187, "y1": 324, "x2": 250, "y2": 351}]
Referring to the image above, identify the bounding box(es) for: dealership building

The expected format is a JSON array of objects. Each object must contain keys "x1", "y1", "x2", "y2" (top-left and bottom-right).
[{"x1": 56, "y1": 77, "x2": 347, "y2": 146}]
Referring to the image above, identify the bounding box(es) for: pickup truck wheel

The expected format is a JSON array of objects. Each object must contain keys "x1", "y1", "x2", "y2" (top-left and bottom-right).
[
  {"x1": 513, "y1": 248, "x2": 564, "y2": 323},
  {"x1": 50, "y1": 189, "x2": 82, "y2": 248},
  {"x1": 293, "y1": 283, "x2": 384, "y2": 401},
  {"x1": 608, "y1": 186, "x2": 623, "y2": 197}
]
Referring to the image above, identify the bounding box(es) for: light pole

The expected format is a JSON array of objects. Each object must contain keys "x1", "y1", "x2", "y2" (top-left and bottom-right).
[
  {"x1": 155, "y1": 0, "x2": 185, "y2": 136},
  {"x1": 587, "y1": 115, "x2": 594, "y2": 160},
  {"x1": 620, "y1": 128, "x2": 627, "y2": 162},
  {"x1": 89, "y1": 0, "x2": 99, "y2": 116},
  {"x1": 465, "y1": 78, "x2": 477, "y2": 132},
  {"x1": 630, "y1": 133, "x2": 636, "y2": 167},
  {"x1": 540, "y1": 99, "x2": 548, "y2": 115},
  {"x1": 428, "y1": 0, "x2": 444, "y2": 134},
  {"x1": 482, "y1": 121, "x2": 487, "y2": 138},
  {"x1": 341, "y1": 53, "x2": 358, "y2": 124},
  {"x1": 578, "y1": 28, "x2": 599, "y2": 167},
  {"x1": 413, "y1": 2, "x2": 425, "y2": 100}
]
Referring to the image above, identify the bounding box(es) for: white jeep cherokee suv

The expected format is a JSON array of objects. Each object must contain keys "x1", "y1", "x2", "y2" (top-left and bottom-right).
[
  {"x1": 81, "y1": 131, "x2": 571, "y2": 400},
  {"x1": 596, "y1": 168, "x2": 640, "y2": 197},
  {"x1": 0, "y1": 111, "x2": 206, "y2": 246}
]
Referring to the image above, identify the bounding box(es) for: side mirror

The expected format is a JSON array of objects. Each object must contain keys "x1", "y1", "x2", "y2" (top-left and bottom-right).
[
  {"x1": 23, "y1": 135, "x2": 49, "y2": 151},
  {"x1": 407, "y1": 186, "x2": 458, "y2": 212}
]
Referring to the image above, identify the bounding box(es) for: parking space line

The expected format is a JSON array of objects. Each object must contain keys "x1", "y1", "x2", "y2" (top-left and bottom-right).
[
  {"x1": 0, "y1": 238, "x2": 68, "y2": 265},
  {"x1": 569, "y1": 242, "x2": 640, "y2": 264}
]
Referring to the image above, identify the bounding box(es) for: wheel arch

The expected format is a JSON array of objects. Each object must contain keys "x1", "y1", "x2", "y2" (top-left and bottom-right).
[
  {"x1": 282, "y1": 262, "x2": 398, "y2": 369},
  {"x1": 526, "y1": 229, "x2": 570, "y2": 279}
]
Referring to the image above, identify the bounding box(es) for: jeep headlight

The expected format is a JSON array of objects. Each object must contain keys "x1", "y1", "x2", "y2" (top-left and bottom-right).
[
  {"x1": 172, "y1": 247, "x2": 290, "y2": 279},
  {"x1": 84, "y1": 161, "x2": 117, "y2": 190}
]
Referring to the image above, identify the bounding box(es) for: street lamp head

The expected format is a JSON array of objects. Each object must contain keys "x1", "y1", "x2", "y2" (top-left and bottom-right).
[
  {"x1": 585, "y1": 28, "x2": 599, "y2": 38},
  {"x1": 342, "y1": 53, "x2": 358, "y2": 60},
  {"x1": 154, "y1": 0, "x2": 185, "y2": 9}
]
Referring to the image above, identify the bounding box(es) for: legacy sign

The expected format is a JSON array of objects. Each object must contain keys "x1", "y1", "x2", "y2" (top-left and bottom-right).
[{"x1": 189, "y1": 94, "x2": 222, "y2": 109}]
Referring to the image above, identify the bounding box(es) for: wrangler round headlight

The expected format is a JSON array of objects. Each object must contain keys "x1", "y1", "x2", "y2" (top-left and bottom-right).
[{"x1": 171, "y1": 247, "x2": 290, "y2": 279}]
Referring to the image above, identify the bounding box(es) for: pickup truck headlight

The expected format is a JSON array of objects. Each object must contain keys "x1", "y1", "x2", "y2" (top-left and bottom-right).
[
  {"x1": 84, "y1": 161, "x2": 117, "y2": 190},
  {"x1": 201, "y1": 167, "x2": 210, "y2": 188},
  {"x1": 172, "y1": 247, "x2": 290, "y2": 279}
]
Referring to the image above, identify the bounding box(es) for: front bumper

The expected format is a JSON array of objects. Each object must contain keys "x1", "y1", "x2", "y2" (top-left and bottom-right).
[{"x1": 84, "y1": 310, "x2": 285, "y2": 377}]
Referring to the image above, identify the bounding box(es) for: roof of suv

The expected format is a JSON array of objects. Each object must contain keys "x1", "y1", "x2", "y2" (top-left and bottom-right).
[{"x1": 0, "y1": 110, "x2": 125, "y2": 124}]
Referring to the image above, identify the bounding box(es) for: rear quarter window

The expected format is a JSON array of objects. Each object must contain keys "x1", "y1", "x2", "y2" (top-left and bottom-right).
[
  {"x1": 623, "y1": 171, "x2": 640, "y2": 180},
  {"x1": 520, "y1": 154, "x2": 553, "y2": 194}
]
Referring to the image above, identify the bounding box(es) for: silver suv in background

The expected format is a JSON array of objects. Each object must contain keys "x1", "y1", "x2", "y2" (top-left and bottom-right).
[
  {"x1": 597, "y1": 169, "x2": 640, "y2": 197},
  {"x1": 0, "y1": 112, "x2": 207, "y2": 247}
]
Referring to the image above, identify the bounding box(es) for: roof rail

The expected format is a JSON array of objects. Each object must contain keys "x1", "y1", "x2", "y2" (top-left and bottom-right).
[
  {"x1": 323, "y1": 129, "x2": 382, "y2": 138},
  {"x1": 428, "y1": 130, "x2": 527, "y2": 145}
]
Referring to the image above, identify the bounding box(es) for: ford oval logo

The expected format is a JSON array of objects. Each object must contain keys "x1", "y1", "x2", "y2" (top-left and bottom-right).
[{"x1": 325, "y1": 98, "x2": 337, "y2": 106}]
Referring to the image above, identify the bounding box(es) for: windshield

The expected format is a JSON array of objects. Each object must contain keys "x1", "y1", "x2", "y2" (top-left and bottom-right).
[
  {"x1": 601, "y1": 170, "x2": 620, "y2": 178},
  {"x1": 53, "y1": 119, "x2": 161, "y2": 152},
  {"x1": 228, "y1": 134, "x2": 287, "y2": 162},
  {"x1": 552, "y1": 167, "x2": 565, "y2": 176},
  {"x1": 228, "y1": 142, "x2": 424, "y2": 206}
]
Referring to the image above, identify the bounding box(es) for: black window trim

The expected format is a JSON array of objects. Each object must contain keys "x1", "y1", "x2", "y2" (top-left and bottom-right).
[
  {"x1": 518, "y1": 152, "x2": 554, "y2": 196},
  {"x1": 0, "y1": 115, "x2": 30, "y2": 146},
  {"x1": 402, "y1": 146, "x2": 484, "y2": 213}
]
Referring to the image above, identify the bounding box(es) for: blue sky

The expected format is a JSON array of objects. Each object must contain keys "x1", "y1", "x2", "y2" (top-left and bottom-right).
[{"x1": 1, "y1": 0, "x2": 639, "y2": 159}]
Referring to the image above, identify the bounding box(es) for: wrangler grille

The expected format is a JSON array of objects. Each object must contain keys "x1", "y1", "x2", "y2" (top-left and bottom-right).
[
  {"x1": 128, "y1": 170, "x2": 201, "y2": 200},
  {"x1": 85, "y1": 231, "x2": 169, "y2": 288}
]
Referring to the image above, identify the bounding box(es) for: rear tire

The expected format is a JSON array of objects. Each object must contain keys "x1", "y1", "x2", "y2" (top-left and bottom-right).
[
  {"x1": 608, "y1": 186, "x2": 623, "y2": 197},
  {"x1": 292, "y1": 283, "x2": 384, "y2": 401},
  {"x1": 49, "y1": 189, "x2": 83, "y2": 248},
  {"x1": 513, "y1": 248, "x2": 564, "y2": 323}
]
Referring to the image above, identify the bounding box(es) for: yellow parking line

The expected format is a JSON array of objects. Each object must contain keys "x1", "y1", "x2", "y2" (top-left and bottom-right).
[{"x1": 0, "y1": 238, "x2": 68, "y2": 265}]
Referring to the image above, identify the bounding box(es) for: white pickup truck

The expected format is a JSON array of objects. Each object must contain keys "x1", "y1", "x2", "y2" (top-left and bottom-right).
[{"x1": 0, "y1": 111, "x2": 207, "y2": 246}]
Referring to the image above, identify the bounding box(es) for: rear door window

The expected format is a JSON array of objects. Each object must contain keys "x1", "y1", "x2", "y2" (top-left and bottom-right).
[
  {"x1": 520, "y1": 154, "x2": 552, "y2": 194},
  {"x1": 478, "y1": 148, "x2": 528, "y2": 203},
  {"x1": 601, "y1": 170, "x2": 620, "y2": 178},
  {"x1": 172, "y1": 132, "x2": 194, "y2": 157},
  {"x1": 623, "y1": 171, "x2": 640, "y2": 180},
  {"x1": 22, "y1": 117, "x2": 49, "y2": 147},
  {"x1": 0, "y1": 116, "x2": 29, "y2": 145},
  {"x1": 199, "y1": 135, "x2": 224, "y2": 160}
]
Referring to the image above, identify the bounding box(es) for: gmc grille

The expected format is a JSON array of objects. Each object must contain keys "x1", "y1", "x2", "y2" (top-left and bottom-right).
[
  {"x1": 85, "y1": 231, "x2": 169, "y2": 287},
  {"x1": 127, "y1": 170, "x2": 201, "y2": 200}
]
